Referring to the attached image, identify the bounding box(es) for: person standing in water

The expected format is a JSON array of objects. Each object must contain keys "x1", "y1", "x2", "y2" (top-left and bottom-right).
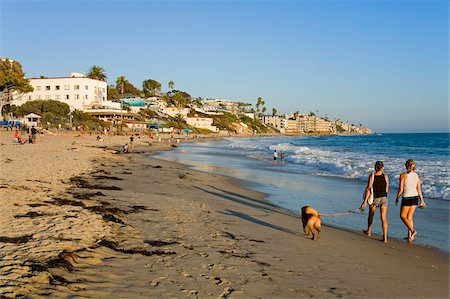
[
  {"x1": 280, "y1": 150, "x2": 285, "y2": 166},
  {"x1": 395, "y1": 159, "x2": 426, "y2": 242},
  {"x1": 273, "y1": 150, "x2": 278, "y2": 166}
]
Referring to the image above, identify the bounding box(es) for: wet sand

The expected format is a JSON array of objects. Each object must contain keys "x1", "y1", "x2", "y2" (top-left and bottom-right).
[{"x1": 0, "y1": 131, "x2": 448, "y2": 298}]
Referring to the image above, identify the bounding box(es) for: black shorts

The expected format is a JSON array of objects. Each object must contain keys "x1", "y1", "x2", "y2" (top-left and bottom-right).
[
  {"x1": 274, "y1": 157, "x2": 277, "y2": 160},
  {"x1": 401, "y1": 196, "x2": 419, "y2": 206}
]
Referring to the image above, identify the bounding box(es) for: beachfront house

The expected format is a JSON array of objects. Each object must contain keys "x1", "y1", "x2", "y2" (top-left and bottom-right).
[
  {"x1": 186, "y1": 115, "x2": 218, "y2": 132},
  {"x1": 14, "y1": 72, "x2": 118, "y2": 112},
  {"x1": 260, "y1": 115, "x2": 286, "y2": 132},
  {"x1": 87, "y1": 109, "x2": 136, "y2": 125},
  {"x1": 163, "y1": 106, "x2": 190, "y2": 120},
  {"x1": 122, "y1": 119, "x2": 148, "y2": 132}
]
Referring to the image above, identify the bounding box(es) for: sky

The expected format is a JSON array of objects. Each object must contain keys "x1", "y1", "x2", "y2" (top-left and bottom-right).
[{"x1": 0, "y1": 0, "x2": 448, "y2": 133}]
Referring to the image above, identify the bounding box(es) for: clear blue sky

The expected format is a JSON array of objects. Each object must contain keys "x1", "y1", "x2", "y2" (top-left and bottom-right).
[{"x1": 1, "y1": 0, "x2": 448, "y2": 133}]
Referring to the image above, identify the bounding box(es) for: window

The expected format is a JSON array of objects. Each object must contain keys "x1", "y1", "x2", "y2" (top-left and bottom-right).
[
  {"x1": 55, "y1": 85, "x2": 60, "y2": 90},
  {"x1": 45, "y1": 86, "x2": 50, "y2": 90},
  {"x1": 85, "y1": 85, "x2": 88, "y2": 90},
  {"x1": 75, "y1": 94, "x2": 79, "y2": 99},
  {"x1": 102, "y1": 88, "x2": 106, "y2": 92},
  {"x1": 28, "y1": 96, "x2": 32, "y2": 100},
  {"x1": 66, "y1": 95, "x2": 70, "y2": 100},
  {"x1": 55, "y1": 95, "x2": 60, "y2": 100},
  {"x1": 74, "y1": 85, "x2": 80, "y2": 90},
  {"x1": 85, "y1": 95, "x2": 88, "y2": 99},
  {"x1": 64, "y1": 85, "x2": 70, "y2": 90},
  {"x1": 35, "y1": 86, "x2": 41, "y2": 91},
  {"x1": 37, "y1": 95, "x2": 42, "y2": 99}
]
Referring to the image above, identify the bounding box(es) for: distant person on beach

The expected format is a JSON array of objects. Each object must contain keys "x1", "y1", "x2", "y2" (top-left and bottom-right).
[
  {"x1": 31, "y1": 126, "x2": 37, "y2": 143},
  {"x1": 360, "y1": 161, "x2": 389, "y2": 242},
  {"x1": 280, "y1": 150, "x2": 285, "y2": 166},
  {"x1": 129, "y1": 136, "x2": 134, "y2": 150},
  {"x1": 14, "y1": 130, "x2": 19, "y2": 141},
  {"x1": 273, "y1": 150, "x2": 278, "y2": 166},
  {"x1": 395, "y1": 159, "x2": 426, "y2": 242},
  {"x1": 123, "y1": 143, "x2": 129, "y2": 153}
]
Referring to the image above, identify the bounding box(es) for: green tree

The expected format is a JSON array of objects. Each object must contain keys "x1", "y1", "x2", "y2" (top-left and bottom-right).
[
  {"x1": 116, "y1": 76, "x2": 128, "y2": 98},
  {"x1": 0, "y1": 58, "x2": 33, "y2": 116},
  {"x1": 71, "y1": 109, "x2": 107, "y2": 130},
  {"x1": 107, "y1": 85, "x2": 119, "y2": 101},
  {"x1": 168, "y1": 81, "x2": 175, "y2": 91},
  {"x1": 272, "y1": 108, "x2": 277, "y2": 116},
  {"x1": 256, "y1": 97, "x2": 263, "y2": 114},
  {"x1": 142, "y1": 79, "x2": 161, "y2": 97},
  {"x1": 86, "y1": 65, "x2": 107, "y2": 81},
  {"x1": 116, "y1": 76, "x2": 142, "y2": 97},
  {"x1": 18, "y1": 100, "x2": 70, "y2": 117}
]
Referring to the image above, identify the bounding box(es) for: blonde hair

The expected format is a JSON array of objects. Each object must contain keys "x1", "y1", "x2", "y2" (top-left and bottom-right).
[{"x1": 405, "y1": 159, "x2": 416, "y2": 172}]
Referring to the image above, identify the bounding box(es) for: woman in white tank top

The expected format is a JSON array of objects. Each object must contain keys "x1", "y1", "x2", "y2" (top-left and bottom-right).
[{"x1": 395, "y1": 159, "x2": 426, "y2": 241}]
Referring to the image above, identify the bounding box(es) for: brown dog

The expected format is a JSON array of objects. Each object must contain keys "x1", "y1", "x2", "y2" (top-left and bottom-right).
[{"x1": 301, "y1": 206, "x2": 321, "y2": 240}]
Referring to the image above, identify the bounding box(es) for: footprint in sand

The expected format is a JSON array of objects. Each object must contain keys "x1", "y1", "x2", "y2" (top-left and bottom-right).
[
  {"x1": 218, "y1": 287, "x2": 234, "y2": 299},
  {"x1": 149, "y1": 276, "x2": 167, "y2": 287}
]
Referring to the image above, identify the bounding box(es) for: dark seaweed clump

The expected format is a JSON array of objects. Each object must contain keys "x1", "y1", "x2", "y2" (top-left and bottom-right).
[
  {"x1": 145, "y1": 240, "x2": 179, "y2": 247},
  {"x1": 0, "y1": 234, "x2": 33, "y2": 244},
  {"x1": 14, "y1": 212, "x2": 50, "y2": 219},
  {"x1": 98, "y1": 239, "x2": 176, "y2": 256},
  {"x1": 69, "y1": 176, "x2": 121, "y2": 190}
]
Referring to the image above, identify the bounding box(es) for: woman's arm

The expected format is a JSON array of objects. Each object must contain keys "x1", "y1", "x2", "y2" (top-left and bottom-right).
[
  {"x1": 395, "y1": 173, "x2": 405, "y2": 206},
  {"x1": 417, "y1": 175, "x2": 426, "y2": 207},
  {"x1": 385, "y1": 174, "x2": 389, "y2": 194}
]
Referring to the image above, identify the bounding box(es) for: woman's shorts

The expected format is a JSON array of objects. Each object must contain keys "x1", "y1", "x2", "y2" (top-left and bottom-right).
[
  {"x1": 401, "y1": 196, "x2": 419, "y2": 206},
  {"x1": 372, "y1": 197, "x2": 388, "y2": 208}
]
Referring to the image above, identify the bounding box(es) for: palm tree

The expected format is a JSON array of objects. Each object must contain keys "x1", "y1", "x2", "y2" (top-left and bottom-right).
[
  {"x1": 168, "y1": 81, "x2": 175, "y2": 91},
  {"x1": 86, "y1": 65, "x2": 107, "y2": 81},
  {"x1": 272, "y1": 108, "x2": 277, "y2": 116},
  {"x1": 116, "y1": 76, "x2": 128, "y2": 98},
  {"x1": 256, "y1": 97, "x2": 263, "y2": 114}
]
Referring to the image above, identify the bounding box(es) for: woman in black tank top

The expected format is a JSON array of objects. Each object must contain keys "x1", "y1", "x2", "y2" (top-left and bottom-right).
[{"x1": 359, "y1": 161, "x2": 390, "y2": 243}]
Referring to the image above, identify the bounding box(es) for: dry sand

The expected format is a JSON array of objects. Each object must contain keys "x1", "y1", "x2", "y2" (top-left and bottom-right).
[{"x1": 0, "y1": 130, "x2": 448, "y2": 298}]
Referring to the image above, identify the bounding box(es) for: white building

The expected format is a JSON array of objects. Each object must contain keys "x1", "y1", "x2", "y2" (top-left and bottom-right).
[
  {"x1": 164, "y1": 106, "x2": 190, "y2": 120},
  {"x1": 186, "y1": 115, "x2": 218, "y2": 132},
  {"x1": 14, "y1": 72, "x2": 117, "y2": 111}
]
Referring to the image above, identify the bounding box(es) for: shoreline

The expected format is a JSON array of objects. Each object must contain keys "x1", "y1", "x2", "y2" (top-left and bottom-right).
[{"x1": 0, "y1": 131, "x2": 448, "y2": 298}]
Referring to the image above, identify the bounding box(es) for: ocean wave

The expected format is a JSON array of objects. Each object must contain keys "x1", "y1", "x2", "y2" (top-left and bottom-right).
[{"x1": 227, "y1": 138, "x2": 450, "y2": 200}]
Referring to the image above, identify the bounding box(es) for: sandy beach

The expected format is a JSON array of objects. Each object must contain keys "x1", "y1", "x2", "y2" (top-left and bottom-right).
[{"x1": 0, "y1": 130, "x2": 448, "y2": 298}]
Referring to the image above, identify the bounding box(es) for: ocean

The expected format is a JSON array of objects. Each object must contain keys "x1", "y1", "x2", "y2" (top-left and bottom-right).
[{"x1": 156, "y1": 133, "x2": 449, "y2": 252}]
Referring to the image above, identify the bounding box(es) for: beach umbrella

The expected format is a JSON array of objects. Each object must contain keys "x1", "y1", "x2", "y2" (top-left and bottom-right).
[{"x1": 182, "y1": 128, "x2": 193, "y2": 133}]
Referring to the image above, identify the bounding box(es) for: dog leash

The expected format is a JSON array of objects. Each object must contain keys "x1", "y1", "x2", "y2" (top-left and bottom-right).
[{"x1": 320, "y1": 209, "x2": 363, "y2": 217}]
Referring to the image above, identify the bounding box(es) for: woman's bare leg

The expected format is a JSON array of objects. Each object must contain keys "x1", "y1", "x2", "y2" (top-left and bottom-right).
[
  {"x1": 407, "y1": 205, "x2": 418, "y2": 240},
  {"x1": 364, "y1": 205, "x2": 377, "y2": 237},
  {"x1": 380, "y1": 206, "x2": 388, "y2": 242},
  {"x1": 400, "y1": 206, "x2": 417, "y2": 240}
]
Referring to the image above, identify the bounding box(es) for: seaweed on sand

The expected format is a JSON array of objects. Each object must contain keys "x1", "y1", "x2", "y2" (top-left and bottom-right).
[
  {"x1": 69, "y1": 176, "x2": 121, "y2": 190},
  {"x1": 98, "y1": 239, "x2": 176, "y2": 256},
  {"x1": 14, "y1": 212, "x2": 51, "y2": 218},
  {"x1": 0, "y1": 234, "x2": 33, "y2": 244}
]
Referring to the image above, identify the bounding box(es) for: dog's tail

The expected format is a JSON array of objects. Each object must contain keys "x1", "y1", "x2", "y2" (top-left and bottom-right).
[{"x1": 303, "y1": 206, "x2": 319, "y2": 217}]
